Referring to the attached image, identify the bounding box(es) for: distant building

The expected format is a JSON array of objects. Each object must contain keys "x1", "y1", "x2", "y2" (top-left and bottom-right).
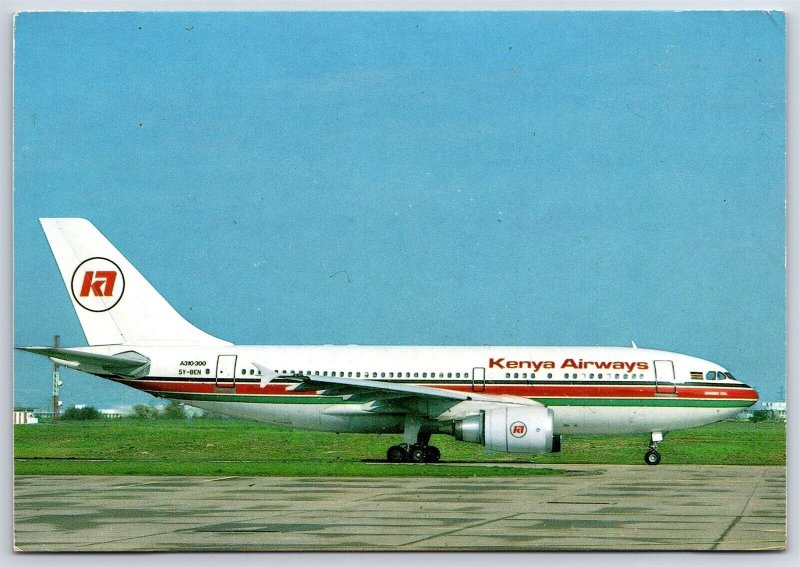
[
  {"x1": 36, "y1": 409, "x2": 54, "y2": 423},
  {"x1": 184, "y1": 405, "x2": 204, "y2": 418},
  {"x1": 99, "y1": 408, "x2": 126, "y2": 419},
  {"x1": 762, "y1": 401, "x2": 786, "y2": 421},
  {"x1": 13, "y1": 410, "x2": 39, "y2": 425}
]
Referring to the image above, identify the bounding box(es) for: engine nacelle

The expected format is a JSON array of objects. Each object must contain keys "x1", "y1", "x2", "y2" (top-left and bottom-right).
[{"x1": 454, "y1": 405, "x2": 560, "y2": 453}]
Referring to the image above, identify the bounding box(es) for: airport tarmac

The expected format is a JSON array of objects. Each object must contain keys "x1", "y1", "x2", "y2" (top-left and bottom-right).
[{"x1": 14, "y1": 465, "x2": 785, "y2": 552}]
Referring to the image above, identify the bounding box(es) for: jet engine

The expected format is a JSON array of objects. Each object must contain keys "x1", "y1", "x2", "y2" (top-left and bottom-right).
[{"x1": 453, "y1": 405, "x2": 561, "y2": 453}]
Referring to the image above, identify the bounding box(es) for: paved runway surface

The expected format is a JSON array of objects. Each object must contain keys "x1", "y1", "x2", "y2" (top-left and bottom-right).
[{"x1": 14, "y1": 465, "x2": 785, "y2": 551}]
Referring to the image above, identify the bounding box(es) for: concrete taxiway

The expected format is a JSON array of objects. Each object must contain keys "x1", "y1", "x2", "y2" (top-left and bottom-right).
[{"x1": 14, "y1": 465, "x2": 785, "y2": 551}]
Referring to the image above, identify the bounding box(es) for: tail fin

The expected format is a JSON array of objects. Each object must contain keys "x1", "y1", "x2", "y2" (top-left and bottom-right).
[{"x1": 39, "y1": 218, "x2": 231, "y2": 346}]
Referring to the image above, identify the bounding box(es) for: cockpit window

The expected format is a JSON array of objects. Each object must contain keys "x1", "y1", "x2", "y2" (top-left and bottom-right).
[
  {"x1": 706, "y1": 371, "x2": 717, "y2": 380},
  {"x1": 724, "y1": 372, "x2": 735, "y2": 380}
]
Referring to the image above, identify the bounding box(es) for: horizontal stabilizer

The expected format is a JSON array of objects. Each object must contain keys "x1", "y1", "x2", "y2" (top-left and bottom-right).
[{"x1": 17, "y1": 347, "x2": 151, "y2": 378}]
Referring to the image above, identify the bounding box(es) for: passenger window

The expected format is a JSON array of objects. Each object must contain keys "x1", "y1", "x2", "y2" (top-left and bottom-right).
[
  {"x1": 547, "y1": 373, "x2": 552, "y2": 379},
  {"x1": 505, "y1": 373, "x2": 510, "y2": 378},
  {"x1": 573, "y1": 373, "x2": 577, "y2": 379},
  {"x1": 564, "y1": 373, "x2": 569, "y2": 379},
  {"x1": 623, "y1": 373, "x2": 628, "y2": 379},
  {"x1": 241, "y1": 369, "x2": 246, "y2": 375},
  {"x1": 205, "y1": 368, "x2": 210, "y2": 375},
  {"x1": 589, "y1": 373, "x2": 594, "y2": 379}
]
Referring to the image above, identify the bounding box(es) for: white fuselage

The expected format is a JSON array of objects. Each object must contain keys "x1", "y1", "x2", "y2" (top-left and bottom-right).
[{"x1": 80, "y1": 344, "x2": 758, "y2": 436}]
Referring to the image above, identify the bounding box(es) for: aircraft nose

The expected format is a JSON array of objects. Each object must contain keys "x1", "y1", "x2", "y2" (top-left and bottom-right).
[{"x1": 743, "y1": 382, "x2": 759, "y2": 406}]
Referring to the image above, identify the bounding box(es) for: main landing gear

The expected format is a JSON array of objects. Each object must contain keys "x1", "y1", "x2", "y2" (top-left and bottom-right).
[
  {"x1": 386, "y1": 414, "x2": 441, "y2": 463},
  {"x1": 387, "y1": 443, "x2": 441, "y2": 463},
  {"x1": 645, "y1": 432, "x2": 663, "y2": 465}
]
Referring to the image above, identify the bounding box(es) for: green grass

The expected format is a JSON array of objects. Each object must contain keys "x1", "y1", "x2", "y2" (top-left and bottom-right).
[{"x1": 13, "y1": 418, "x2": 785, "y2": 476}]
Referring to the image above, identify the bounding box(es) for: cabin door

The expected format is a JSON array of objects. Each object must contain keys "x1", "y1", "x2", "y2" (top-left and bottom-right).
[
  {"x1": 472, "y1": 367, "x2": 486, "y2": 392},
  {"x1": 654, "y1": 359, "x2": 676, "y2": 395},
  {"x1": 216, "y1": 355, "x2": 238, "y2": 388}
]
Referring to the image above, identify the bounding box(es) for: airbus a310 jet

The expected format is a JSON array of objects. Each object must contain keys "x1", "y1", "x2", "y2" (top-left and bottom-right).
[{"x1": 18, "y1": 219, "x2": 758, "y2": 465}]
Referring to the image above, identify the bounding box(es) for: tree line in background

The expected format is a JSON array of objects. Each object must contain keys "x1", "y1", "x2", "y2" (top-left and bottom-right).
[
  {"x1": 749, "y1": 409, "x2": 785, "y2": 423},
  {"x1": 62, "y1": 400, "x2": 190, "y2": 420}
]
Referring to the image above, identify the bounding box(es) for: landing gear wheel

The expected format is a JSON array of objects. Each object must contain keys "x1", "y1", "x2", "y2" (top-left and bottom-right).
[
  {"x1": 425, "y1": 446, "x2": 441, "y2": 463},
  {"x1": 645, "y1": 450, "x2": 661, "y2": 466},
  {"x1": 410, "y1": 446, "x2": 427, "y2": 463},
  {"x1": 387, "y1": 445, "x2": 408, "y2": 463}
]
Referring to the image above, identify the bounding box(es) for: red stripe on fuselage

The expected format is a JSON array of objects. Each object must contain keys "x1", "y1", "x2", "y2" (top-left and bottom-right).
[{"x1": 121, "y1": 379, "x2": 757, "y2": 401}]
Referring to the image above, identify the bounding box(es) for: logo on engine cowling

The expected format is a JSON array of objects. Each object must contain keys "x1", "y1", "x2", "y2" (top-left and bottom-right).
[
  {"x1": 510, "y1": 421, "x2": 527, "y2": 438},
  {"x1": 71, "y1": 257, "x2": 125, "y2": 312}
]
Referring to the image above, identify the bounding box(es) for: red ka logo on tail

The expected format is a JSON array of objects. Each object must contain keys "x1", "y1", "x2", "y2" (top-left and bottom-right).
[
  {"x1": 71, "y1": 257, "x2": 125, "y2": 312},
  {"x1": 79, "y1": 271, "x2": 117, "y2": 297}
]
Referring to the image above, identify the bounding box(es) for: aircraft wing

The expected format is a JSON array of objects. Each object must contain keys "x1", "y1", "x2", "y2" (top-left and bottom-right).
[
  {"x1": 253, "y1": 363, "x2": 540, "y2": 407},
  {"x1": 16, "y1": 347, "x2": 151, "y2": 378}
]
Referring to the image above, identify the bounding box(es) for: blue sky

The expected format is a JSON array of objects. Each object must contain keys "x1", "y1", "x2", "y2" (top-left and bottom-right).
[{"x1": 14, "y1": 11, "x2": 785, "y2": 408}]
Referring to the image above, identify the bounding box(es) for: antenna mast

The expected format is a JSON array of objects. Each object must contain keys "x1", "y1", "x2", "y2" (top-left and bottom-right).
[{"x1": 52, "y1": 335, "x2": 62, "y2": 424}]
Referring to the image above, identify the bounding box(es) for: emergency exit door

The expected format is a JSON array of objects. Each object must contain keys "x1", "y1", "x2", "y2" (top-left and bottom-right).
[
  {"x1": 472, "y1": 367, "x2": 486, "y2": 392},
  {"x1": 654, "y1": 359, "x2": 676, "y2": 395},
  {"x1": 216, "y1": 355, "x2": 237, "y2": 389}
]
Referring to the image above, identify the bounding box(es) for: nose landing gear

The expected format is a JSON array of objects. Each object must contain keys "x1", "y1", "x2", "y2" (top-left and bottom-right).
[{"x1": 645, "y1": 432, "x2": 663, "y2": 465}]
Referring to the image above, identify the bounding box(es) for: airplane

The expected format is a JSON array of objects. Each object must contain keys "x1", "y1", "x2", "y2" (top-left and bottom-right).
[{"x1": 18, "y1": 218, "x2": 759, "y2": 465}]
